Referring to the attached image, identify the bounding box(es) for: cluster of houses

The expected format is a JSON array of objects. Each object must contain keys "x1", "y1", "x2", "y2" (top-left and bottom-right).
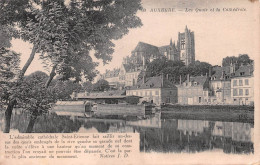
[{"x1": 74, "y1": 62, "x2": 254, "y2": 106}]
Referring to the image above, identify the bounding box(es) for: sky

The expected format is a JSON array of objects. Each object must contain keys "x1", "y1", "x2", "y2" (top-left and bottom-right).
[{"x1": 11, "y1": 0, "x2": 259, "y2": 77}]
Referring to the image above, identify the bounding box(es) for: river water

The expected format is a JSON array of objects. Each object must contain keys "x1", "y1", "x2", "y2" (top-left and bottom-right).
[{"x1": 0, "y1": 110, "x2": 254, "y2": 154}]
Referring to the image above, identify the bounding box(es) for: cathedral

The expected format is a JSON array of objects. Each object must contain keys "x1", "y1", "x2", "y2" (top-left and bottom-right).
[
  {"x1": 123, "y1": 26, "x2": 195, "y2": 67},
  {"x1": 103, "y1": 26, "x2": 195, "y2": 87},
  {"x1": 159, "y1": 25, "x2": 195, "y2": 65}
]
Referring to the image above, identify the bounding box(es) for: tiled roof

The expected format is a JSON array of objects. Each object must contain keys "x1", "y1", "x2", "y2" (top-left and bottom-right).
[
  {"x1": 180, "y1": 75, "x2": 209, "y2": 90},
  {"x1": 234, "y1": 65, "x2": 254, "y2": 77},
  {"x1": 210, "y1": 66, "x2": 231, "y2": 81},
  {"x1": 132, "y1": 42, "x2": 160, "y2": 54},
  {"x1": 158, "y1": 45, "x2": 170, "y2": 52},
  {"x1": 129, "y1": 76, "x2": 177, "y2": 90},
  {"x1": 184, "y1": 75, "x2": 208, "y2": 86}
]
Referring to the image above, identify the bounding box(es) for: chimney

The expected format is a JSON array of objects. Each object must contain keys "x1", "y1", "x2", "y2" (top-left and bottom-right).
[
  {"x1": 161, "y1": 73, "x2": 164, "y2": 87},
  {"x1": 142, "y1": 55, "x2": 145, "y2": 69},
  {"x1": 222, "y1": 71, "x2": 225, "y2": 80},
  {"x1": 209, "y1": 66, "x2": 212, "y2": 77},
  {"x1": 142, "y1": 71, "x2": 146, "y2": 84},
  {"x1": 187, "y1": 74, "x2": 190, "y2": 82}
]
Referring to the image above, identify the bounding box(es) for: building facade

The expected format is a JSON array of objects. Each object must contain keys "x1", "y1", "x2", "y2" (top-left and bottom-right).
[
  {"x1": 177, "y1": 75, "x2": 209, "y2": 105},
  {"x1": 126, "y1": 75, "x2": 178, "y2": 105},
  {"x1": 231, "y1": 65, "x2": 254, "y2": 105},
  {"x1": 177, "y1": 26, "x2": 195, "y2": 65},
  {"x1": 206, "y1": 66, "x2": 233, "y2": 104}
]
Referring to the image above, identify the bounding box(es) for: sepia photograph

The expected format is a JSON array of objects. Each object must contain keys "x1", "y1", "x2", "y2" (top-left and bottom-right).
[{"x1": 0, "y1": 0, "x2": 259, "y2": 164}]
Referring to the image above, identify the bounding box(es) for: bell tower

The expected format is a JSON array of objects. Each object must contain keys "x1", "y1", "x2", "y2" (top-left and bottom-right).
[{"x1": 177, "y1": 26, "x2": 195, "y2": 65}]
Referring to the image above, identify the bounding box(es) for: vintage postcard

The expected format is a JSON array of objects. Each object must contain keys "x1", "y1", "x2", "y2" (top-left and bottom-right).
[{"x1": 0, "y1": 0, "x2": 259, "y2": 164}]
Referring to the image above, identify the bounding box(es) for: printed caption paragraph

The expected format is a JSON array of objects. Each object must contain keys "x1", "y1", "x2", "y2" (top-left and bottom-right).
[{"x1": 1, "y1": 133, "x2": 139, "y2": 159}]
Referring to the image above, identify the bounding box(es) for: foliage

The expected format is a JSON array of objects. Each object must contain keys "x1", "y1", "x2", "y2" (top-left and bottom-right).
[
  {"x1": 143, "y1": 58, "x2": 185, "y2": 84},
  {"x1": 82, "y1": 81, "x2": 93, "y2": 92},
  {"x1": 181, "y1": 61, "x2": 212, "y2": 76},
  {"x1": 222, "y1": 54, "x2": 253, "y2": 67},
  {"x1": 0, "y1": 48, "x2": 20, "y2": 105},
  {"x1": 16, "y1": 71, "x2": 53, "y2": 117},
  {"x1": 50, "y1": 80, "x2": 83, "y2": 100},
  {"x1": 0, "y1": 0, "x2": 143, "y2": 82},
  {"x1": 0, "y1": 26, "x2": 12, "y2": 48},
  {"x1": 142, "y1": 59, "x2": 212, "y2": 84},
  {"x1": 92, "y1": 79, "x2": 110, "y2": 91},
  {"x1": 0, "y1": 0, "x2": 143, "y2": 132}
]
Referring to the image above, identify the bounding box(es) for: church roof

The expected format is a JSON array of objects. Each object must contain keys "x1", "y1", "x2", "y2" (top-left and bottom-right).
[
  {"x1": 132, "y1": 42, "x2": 160, "y2": 54},
  {"x1": 158, "y1": 44, "x2": 177, "y2": 52}
]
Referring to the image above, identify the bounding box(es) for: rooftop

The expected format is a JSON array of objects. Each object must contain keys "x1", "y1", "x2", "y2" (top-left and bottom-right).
[
  {"x1": 129, "y1": 76, "x2": 177, "y2": 90},
  {"x1": 132, "y1": 42, "x2": 160, "y2": 55},
  {"x1": 234, "y1": 65, "x2": 254, "y2": 77}
]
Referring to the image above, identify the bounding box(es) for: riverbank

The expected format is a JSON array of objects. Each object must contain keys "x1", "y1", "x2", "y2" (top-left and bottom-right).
[{"x1": 161, "y1": 105, "x2": 254, "y2": 123}]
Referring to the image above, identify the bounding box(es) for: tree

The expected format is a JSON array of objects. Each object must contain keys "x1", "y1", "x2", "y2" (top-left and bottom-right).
[
  {"x1": 92, "y1": 79, "x2": 110, "y2": 92},
  {"x1": 82, "y1": 81, "x2": 93, "y2": 92},
  {"x1": 0, "y1": 26, "x2": 12, "y2": 48},
  {"x1": 16, "y1": 71, "x2": 53, "y2": 132},
  {"x1": 222, "y1": 54, "x2": 253, "y2": 67},
  {"x1": 0, "y1": 48, "x2": 20, "y2": 105},
  {"x1": 1, "y1": 0, "x2": 143, "y2": 132},
  {"x1": 51, "y1": 80, "x2": 83, "y2": 101},
  {"x1": 143, "y1": 58, "x2": 185, "y2": 84}
]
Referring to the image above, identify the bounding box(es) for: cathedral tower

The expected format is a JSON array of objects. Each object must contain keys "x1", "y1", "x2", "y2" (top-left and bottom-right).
[{"x1": 177, "y1": 26, "x2": 195, "y2": 65}]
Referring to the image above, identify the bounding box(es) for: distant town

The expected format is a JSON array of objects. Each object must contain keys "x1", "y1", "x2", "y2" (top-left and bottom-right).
[{"x1": 74, "y1": 26, "x2": 254, "y2": 106}]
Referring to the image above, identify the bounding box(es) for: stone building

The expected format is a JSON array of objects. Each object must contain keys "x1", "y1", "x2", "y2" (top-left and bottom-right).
[
  {"x1": 126, "y1": 75, "x2": 178, "y2": 105},
  {"x1": 158, "y1": 39, "x2": 179, "y2": 61},
  {"x1": 231, "y1": 64, "x2": 254, "y2": 105},
  {"x1": 177, "y1": 26, "x2": 195, "y2": 65},
  {"x1": 206, "y1": 65, "x2": 234, "y2": 104},
  {"x1": 177, "y1": 75, "x2": 209, "y2": 105},
  {"x1": 100, "y1": 68, "x2": 121, "y2": 88}
]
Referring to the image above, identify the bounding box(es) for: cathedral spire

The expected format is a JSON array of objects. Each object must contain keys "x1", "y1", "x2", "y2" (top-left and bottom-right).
[
  {"x1": 170, "y1": 38, "x2": 173, "y2": 46},
  {"x1": 185, "y1": 25, "x2": 188, "y2": 32}
]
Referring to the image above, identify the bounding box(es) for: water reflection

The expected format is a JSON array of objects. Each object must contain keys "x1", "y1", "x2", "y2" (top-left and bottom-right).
[{"x1": 0, "y1": 110, "x2": 254, "y2": 154}]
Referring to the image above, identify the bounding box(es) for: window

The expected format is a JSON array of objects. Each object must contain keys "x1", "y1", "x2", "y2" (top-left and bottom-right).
[
  {"x1": 199, "y1": 97, "x2": 201, "y2": 103},
  {"x1": 245, "y1": 89, "x2": 249, "y2": 96},
  {"x1": 240, "y1": 72, "x2": 245, "y2": 76},
  {"x1": 233, "y1": 89, "x2": 238, "y2": 96},
  {"x1": 233, "y1": 80, "x2": 237, "y2": 86},
  {"x1": 239, "y1": 89, "x2": 243, "y2": 96},
  {"x1": 245, "y1": 79, "x2": 249, "y2": 85},
  {"x1": 239, "y1": 80, "x2": 243, "y2": 86},
  {"x1": 155, "y1": 91, "x2": 159, "y2": 95}
]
